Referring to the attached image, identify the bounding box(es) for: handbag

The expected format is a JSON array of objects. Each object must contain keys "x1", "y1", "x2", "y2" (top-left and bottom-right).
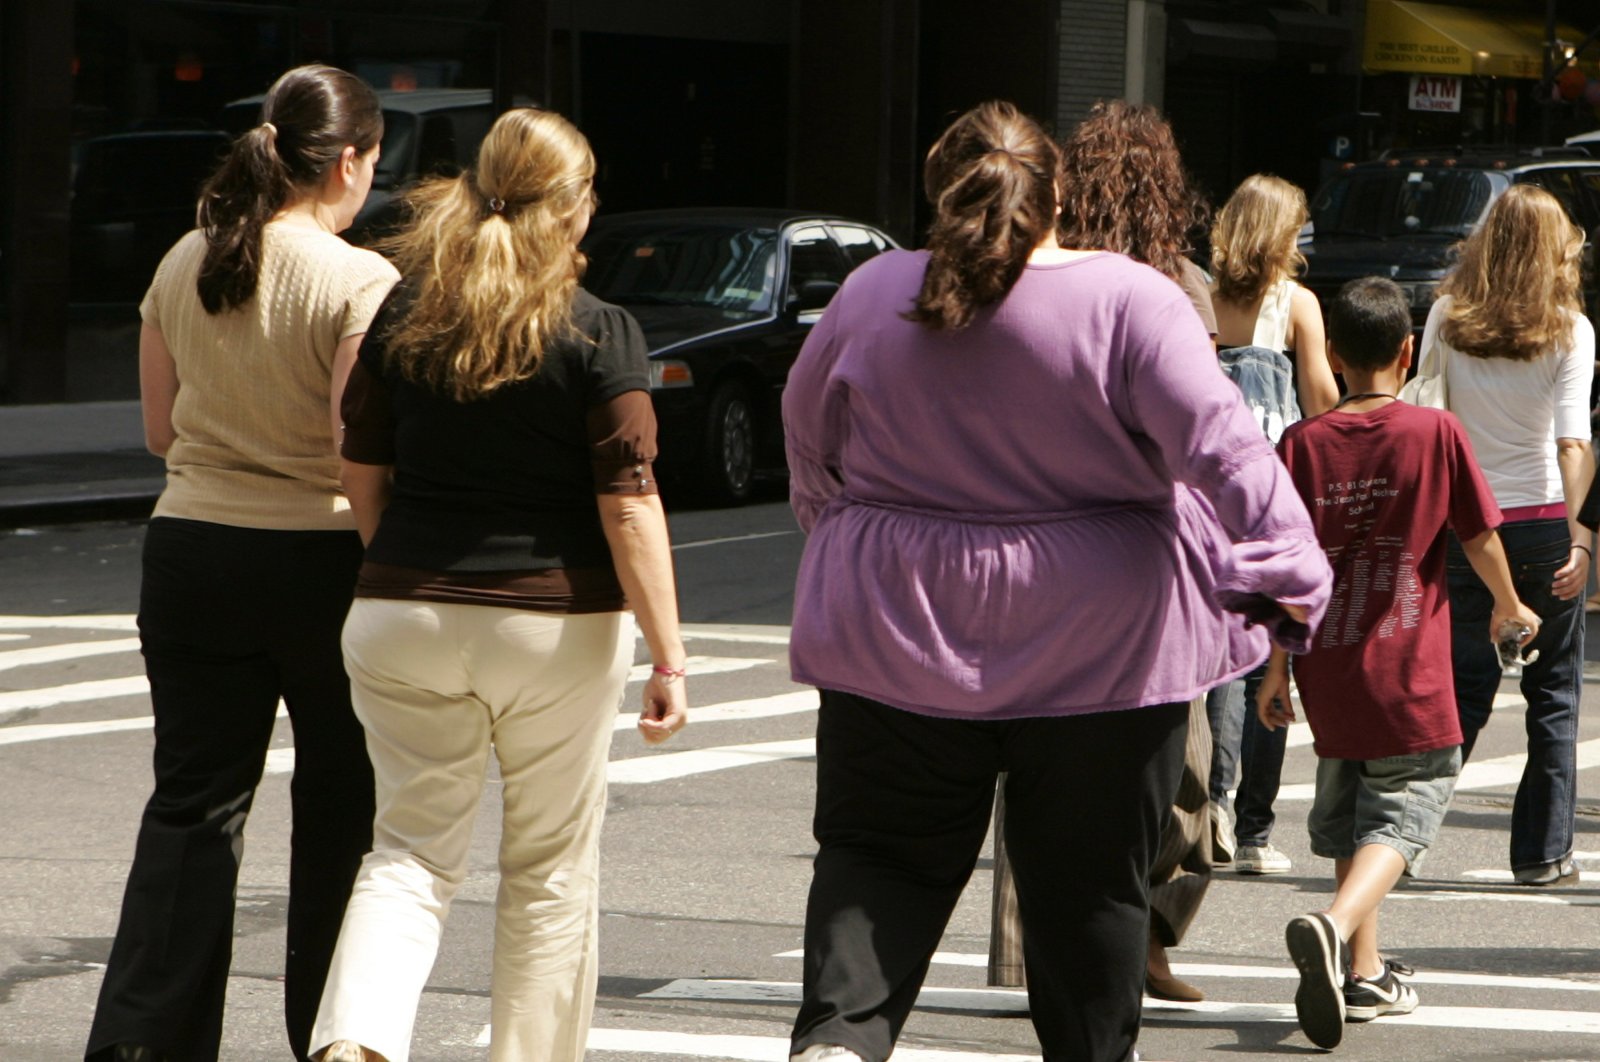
[{"x1": 1399, "y1": 328, "x2": 1448, "y2": 408}]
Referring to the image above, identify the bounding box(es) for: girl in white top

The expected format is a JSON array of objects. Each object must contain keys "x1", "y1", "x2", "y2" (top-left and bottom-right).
[
  {"x1": 1429, "y1": 183, "x2": 1593, "y2": 887},
  {"x1": 1210, "y1": 173, "x2": 1340, "y2": 418}
]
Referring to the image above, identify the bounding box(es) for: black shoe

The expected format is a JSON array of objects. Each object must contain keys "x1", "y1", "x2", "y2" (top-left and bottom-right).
[
  {"x1": 1344, "y1": 959, "x2": 1418, "y2": 1022},
  {"x1": 1286, "y1": 912, "x2": 1348, "y2": 1048}
]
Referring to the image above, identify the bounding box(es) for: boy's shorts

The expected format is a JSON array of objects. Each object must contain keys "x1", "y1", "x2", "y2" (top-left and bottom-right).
[{"x1": 1307, "y1": 746, "x2": 1462, "y2": 873}]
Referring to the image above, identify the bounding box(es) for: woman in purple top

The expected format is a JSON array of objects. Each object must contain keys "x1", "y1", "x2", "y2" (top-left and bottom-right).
[{"x1": 783, "y1": 102, "x2": 1331, "y2": 1062}]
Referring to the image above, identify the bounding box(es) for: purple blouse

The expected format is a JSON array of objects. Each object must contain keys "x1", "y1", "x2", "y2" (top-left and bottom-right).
[{"x1": 783, "y1": 250, "x2": 1332, "y2": 719}]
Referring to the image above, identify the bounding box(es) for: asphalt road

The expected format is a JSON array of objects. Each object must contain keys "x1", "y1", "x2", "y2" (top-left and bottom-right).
[{"x1": 1, "y1": 495, "x2": 1597, "y2": 1062}]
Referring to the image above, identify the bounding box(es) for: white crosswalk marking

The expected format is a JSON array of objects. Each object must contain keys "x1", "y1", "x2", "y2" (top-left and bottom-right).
[
  {"x1": 608, "y1": 738, "x2": 814, "y2": 785},
  {"x1": 642, "y1": 978, "x2": 1600, "y2": 1035},
  {"x1": 0, "y1": 637, "x2": 141, "y2": 672},
  {"x1": 473, "y1": 1026, "x2": 1041, "y2": 1060},
  {"x1": 0, "y1": 614, "x2": 137, "y2": 630},
  {"x1": 610, "y1": 690, "x2": 816, "y2": 731},
  {"x1": 0, "y1": 675, "x2": 150, "y2": 722},
  {"x1": 1275, "y1": 737, "x2": 1600, "y2": 800},
  {"x1": 627, "y1": 655, "x2": 771, "y2": 682}
]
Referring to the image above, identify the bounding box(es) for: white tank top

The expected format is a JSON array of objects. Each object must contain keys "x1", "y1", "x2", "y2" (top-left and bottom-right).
[{"x1": 1251, "y1": 277, "x2": 1294, "y2": 351}]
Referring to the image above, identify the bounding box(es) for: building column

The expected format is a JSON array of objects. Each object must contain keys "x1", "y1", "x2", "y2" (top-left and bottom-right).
[
  {"x1": 1, "y1": 1, "x2": 73, "y2": 402},
  {"x1": 1124, "y1": 0, "x2": 1168, "y2": 108},
  {"x1": 790, "y1": 0, "x2": 918, "y2": 244},
  {"x1": 1056, "y1": 0, "x2": 1127, "y2": 130}
]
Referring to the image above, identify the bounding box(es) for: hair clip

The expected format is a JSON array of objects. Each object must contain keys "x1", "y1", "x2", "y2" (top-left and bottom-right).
[
  {"x1": 488, "y1": 197, "x2": 506, "y2": 214},
  {"x1": 260, "y1": 122, "x2": 278, "y2": 138}
]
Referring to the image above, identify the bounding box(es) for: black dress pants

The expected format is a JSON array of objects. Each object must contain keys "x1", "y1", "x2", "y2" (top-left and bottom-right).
[
  {"x1": 791, "y1": 690, "x2": 1188, "y2": 1062},
  {"x1": 86, "y1": 518, "x2": 374, "y2": 1062}
]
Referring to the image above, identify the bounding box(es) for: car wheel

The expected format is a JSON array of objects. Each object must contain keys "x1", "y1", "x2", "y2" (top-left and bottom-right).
[{"x1": 700, "y1": 383, "x2": 756, "y2": 505}]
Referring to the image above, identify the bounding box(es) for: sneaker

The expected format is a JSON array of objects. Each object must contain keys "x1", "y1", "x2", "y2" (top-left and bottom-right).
[
  {"x1": 1209, "y1": 801, "x2": 1236, "y2": 864},
  {"x1": 319, "y1": 1043, "x2": 367, "y2": 1062},
  {"x1": 1513, "y1": 858, "x2": 1580, "y2": 886},
  {"x1": 1235, "y1": 842, "x2": 1292, "y2": 875},
  {"x1": 1285, "y1": 912, "x2": 1348, "y2": 1049},
  {"x1": 791, "y1": 1047, "x2": 867, "y2": 1062},
  {"x1": 1344, "y1": 959, "x2": 1419, "y2": 1022}
]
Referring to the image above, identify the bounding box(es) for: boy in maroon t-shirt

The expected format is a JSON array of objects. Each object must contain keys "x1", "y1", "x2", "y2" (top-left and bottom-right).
[{"x1": 1256, "y1": 277, "x2": 1541, "y2": 1050}]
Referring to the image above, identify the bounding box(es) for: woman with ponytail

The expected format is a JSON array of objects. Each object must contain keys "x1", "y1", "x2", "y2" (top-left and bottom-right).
[
  {"x1": 86, "y1": 65, "x2": 397, "y2": 1062},
  {"x1": 308, "y1": 107, "x2": 685, "y2": 1062},
  {"x1": 782, "y1": 100, "x2": 1331, "y2": 1062}
]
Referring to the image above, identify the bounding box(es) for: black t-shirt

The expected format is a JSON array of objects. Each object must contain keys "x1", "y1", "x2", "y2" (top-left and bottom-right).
[{"x1": 341, "y1": 285, "x2": 656, "y2": 582}]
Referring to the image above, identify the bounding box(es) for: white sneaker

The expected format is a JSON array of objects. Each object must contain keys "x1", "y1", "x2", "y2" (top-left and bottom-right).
[
  {"x1": 1209, "y1": 801, "x2": 1236, "y2": 864},
  {"x1": 1235, "y1": 842, "x2": 1292, "y2": 875},
  {"x1": 318, "y1": 1043, "x2": 367, "y2": 1062},
  {"x1": 791, "y1": 1046, "x2": 867, "y2": 1062}
]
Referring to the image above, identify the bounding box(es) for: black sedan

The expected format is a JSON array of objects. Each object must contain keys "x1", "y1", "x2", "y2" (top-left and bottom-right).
[{"x1": 581, "y1": 208, "x2": 898, "y2": 504}]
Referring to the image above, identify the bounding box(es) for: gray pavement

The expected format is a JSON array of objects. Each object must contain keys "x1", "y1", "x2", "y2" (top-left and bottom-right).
[
  {"x1": 0, "y1": 401, "x2": 163, "y2": 527},
  {"x1": 1, "y1": 505, "x2": 1598, "y2": 1062}
]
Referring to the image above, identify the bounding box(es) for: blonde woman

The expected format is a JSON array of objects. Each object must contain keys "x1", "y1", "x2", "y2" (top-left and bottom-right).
[
  {"x1": 1203, "y1": 174, "x2": 1342, "y2": 880},
  {"x1": 1211, "y1": 173, "x2": 1340, "y2": 421},
  {"x1": 310, "y1": 108, "x2": 687, "y2": 1062},
  {"x1": 1431, "y1": 184, "x2": 1594, "y2": 887}
]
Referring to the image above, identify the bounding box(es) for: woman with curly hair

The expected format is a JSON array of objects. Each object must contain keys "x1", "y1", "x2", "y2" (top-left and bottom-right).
[
  {"x1": 1428, "y1": 184, "x2": 1594, "y2": 887},
  {"x1": 987, "y1": 99, "x2": 1218, "y2": 1004}
]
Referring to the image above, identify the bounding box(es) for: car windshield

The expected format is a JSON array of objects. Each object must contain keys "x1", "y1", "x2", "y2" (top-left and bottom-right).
[
  {"x1": 375, "y1": 112, "x2": 416, "y2": 190},
  {"x1": 1311, "y1": 168, "x2": 1501, "y2": 239},
  {"x1": 583, "y1": 223, "x2": 779, "y2": 318}
]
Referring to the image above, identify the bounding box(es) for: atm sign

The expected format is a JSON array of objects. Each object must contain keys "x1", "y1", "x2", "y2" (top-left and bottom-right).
[{"x1": 1409, "y1": 74, "x2": 1462, "y2": 113}]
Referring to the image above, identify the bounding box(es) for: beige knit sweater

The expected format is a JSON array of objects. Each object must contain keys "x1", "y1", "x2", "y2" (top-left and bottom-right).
[{"x1": 141, "y1": 222, "x2": 399, "y2": 530}]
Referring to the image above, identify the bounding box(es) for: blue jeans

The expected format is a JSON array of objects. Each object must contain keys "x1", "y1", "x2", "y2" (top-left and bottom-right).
[
  {"x1": 1205, "y1": 663, "x2": 1287, "y2": 846},
  {"x1": 1447, "y1": 518, "x2": 1583, "y2": 871}
]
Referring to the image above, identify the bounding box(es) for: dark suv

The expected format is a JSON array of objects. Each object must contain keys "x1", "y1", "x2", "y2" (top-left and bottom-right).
[{"x1": 1301, "y1": 148, "x2": 1600, "y2": 330}]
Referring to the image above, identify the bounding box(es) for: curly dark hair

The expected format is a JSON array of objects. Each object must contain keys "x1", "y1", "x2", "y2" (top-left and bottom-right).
[{"x1": 1056, "y1": 100, "x2": 1206, "y2": 282}]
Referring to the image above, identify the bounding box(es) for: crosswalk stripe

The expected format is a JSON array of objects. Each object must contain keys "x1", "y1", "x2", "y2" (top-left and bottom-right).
[
  {"x1": 680, "y1": 624, "x2": 793, "y2": 646},
  {"x1": 0, "y1": 715, "x2": 155, "y2": 746},
  {"x1": 1275, "y1": 737, "x2": 1600, "y2": 800},
  {"x1": 0, "y1": 638, "x2": 141, "y2": 673},
  {"x1": 641, "y1": 978, "x2": 1600, "y2": 1034},
  {"x1": 0, "y1": 614, "x2": 137, "y2": 630},
  {"x1": 471, "y1": 1026, "x2": 1038, "y2": 1060},
  {"x1": 608, "y1": 738, "x2": 814, "y2": 785},
  {"x1": 611, "y1": 690, "x2": 816, "y2": 731},
  {"x1": 628, "y1": 656, "x2": 770, "y2": 683},
  {"x1": 0, "y1": 675, "x2": 150, "y2": 722},
  {"x1": 584, "y1": 1027, "x2": 1036, "y2": 1060},
  {"x1": 773, "y1": 951, "x2": 1600, "y2": 993}
]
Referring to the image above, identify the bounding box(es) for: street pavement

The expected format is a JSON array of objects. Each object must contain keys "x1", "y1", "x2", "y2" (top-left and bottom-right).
[{"x1": 1, "y1": 495, "x2": 1597, "y2": 1062}]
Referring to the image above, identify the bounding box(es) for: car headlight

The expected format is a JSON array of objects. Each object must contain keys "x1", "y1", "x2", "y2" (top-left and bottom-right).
[
  {"x1": 1397, "y1": 281, "x2": 1439, "y2": 310},
  {"x1": 650, "y1": 360, "x2": 694, "y2": 389}
]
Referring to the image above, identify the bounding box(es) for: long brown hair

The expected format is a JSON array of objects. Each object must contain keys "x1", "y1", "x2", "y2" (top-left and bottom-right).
[
  {"x1": 196, "y1": 64, "x2": 382, "y2": 314},
  {"x1": 378, "y1": 107, "x2": 596, "y2": 401},
  {"x1": 1438, "y1": 184, "x2": 1581, "y2": 361},
  {"x1": 907, "y1": 101, "x2": 1059, "y2": 331},
  {"x1": 1057, "y1": 100, "x2": 1206, "y2": 281},
  {"x1": 1209, "y1": 174, "x2": 1307, "y2": 306}
]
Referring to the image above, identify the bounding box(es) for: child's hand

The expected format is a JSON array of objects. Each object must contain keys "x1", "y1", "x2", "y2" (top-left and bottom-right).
[
  {"x1": 1489, "y1": 601, "x2": 1541, "y2": 652},
  {"x1": 1255, "y1": 667, "x2": 1296, "y2": 731}
]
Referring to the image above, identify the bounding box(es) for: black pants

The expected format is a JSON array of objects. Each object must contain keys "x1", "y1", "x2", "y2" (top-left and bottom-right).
[
  {"x1": 86, "y1": 518, "x2": 374, "y2": 1062},
  {"x1": 792, "y1": 690, "x2": 1188, "y2": 1062}
]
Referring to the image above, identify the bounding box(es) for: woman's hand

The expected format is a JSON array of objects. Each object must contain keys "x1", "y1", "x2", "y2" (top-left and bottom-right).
[
  {"x1": 1551, "y1": 545, "x2": 1589, "y2": 601},
  {"x1": 637, "y1": 672, "x2": 687, "y2": 745},
  {"x1": 1489, "y1": 600, "x2": 1541, "y2": 651},
  {"x1": 1279, "y1": 602, "x2": 1310, "y2": 624}
]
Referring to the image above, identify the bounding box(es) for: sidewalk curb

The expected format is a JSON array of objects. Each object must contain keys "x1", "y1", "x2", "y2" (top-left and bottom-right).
[{"x1": 0, "y1": 487, "x2": 159, "y2": 530}]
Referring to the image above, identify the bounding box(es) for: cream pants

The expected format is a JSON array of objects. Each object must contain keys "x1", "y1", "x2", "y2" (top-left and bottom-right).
[{"x1": 310, "y1": 599, "x2": 632, "y2": 1062}]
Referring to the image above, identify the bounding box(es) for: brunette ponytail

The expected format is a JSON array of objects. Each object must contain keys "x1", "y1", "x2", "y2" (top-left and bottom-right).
[
  {"x1": 196, "y1": 64, "x2": 383, "y2": 314},
  {"x1": 908, "y1": 101, "x2": 1059, "y2": 331}
]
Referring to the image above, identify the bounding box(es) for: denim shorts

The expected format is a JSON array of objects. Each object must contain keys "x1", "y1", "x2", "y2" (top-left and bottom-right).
[{"x1": 1307, "y1": 746, "x2": 1462, "y2": 873}]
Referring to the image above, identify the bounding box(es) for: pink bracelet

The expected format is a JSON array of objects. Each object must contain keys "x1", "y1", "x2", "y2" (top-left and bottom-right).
[{"x1": 652, "y1": 664, "x2": 687, "y2": 680}]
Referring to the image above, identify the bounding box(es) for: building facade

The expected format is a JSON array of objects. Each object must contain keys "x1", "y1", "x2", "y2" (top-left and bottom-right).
[{"x1": 3, "y1": 0, "x2": 1595, "y2": 403}]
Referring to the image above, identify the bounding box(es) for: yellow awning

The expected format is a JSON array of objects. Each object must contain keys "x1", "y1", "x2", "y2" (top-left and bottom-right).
[{"x1": 1364, "y1": 0, "x2": 1592, "y2": 79}]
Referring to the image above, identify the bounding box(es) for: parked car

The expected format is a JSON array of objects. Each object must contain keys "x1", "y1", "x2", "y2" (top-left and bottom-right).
[
  {"x1": 1300, "y1": 147, "x2": 1600, "y2": 331},
  {"x1": 581, "y1": 208, "x2": 898, "y2": 504}
]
